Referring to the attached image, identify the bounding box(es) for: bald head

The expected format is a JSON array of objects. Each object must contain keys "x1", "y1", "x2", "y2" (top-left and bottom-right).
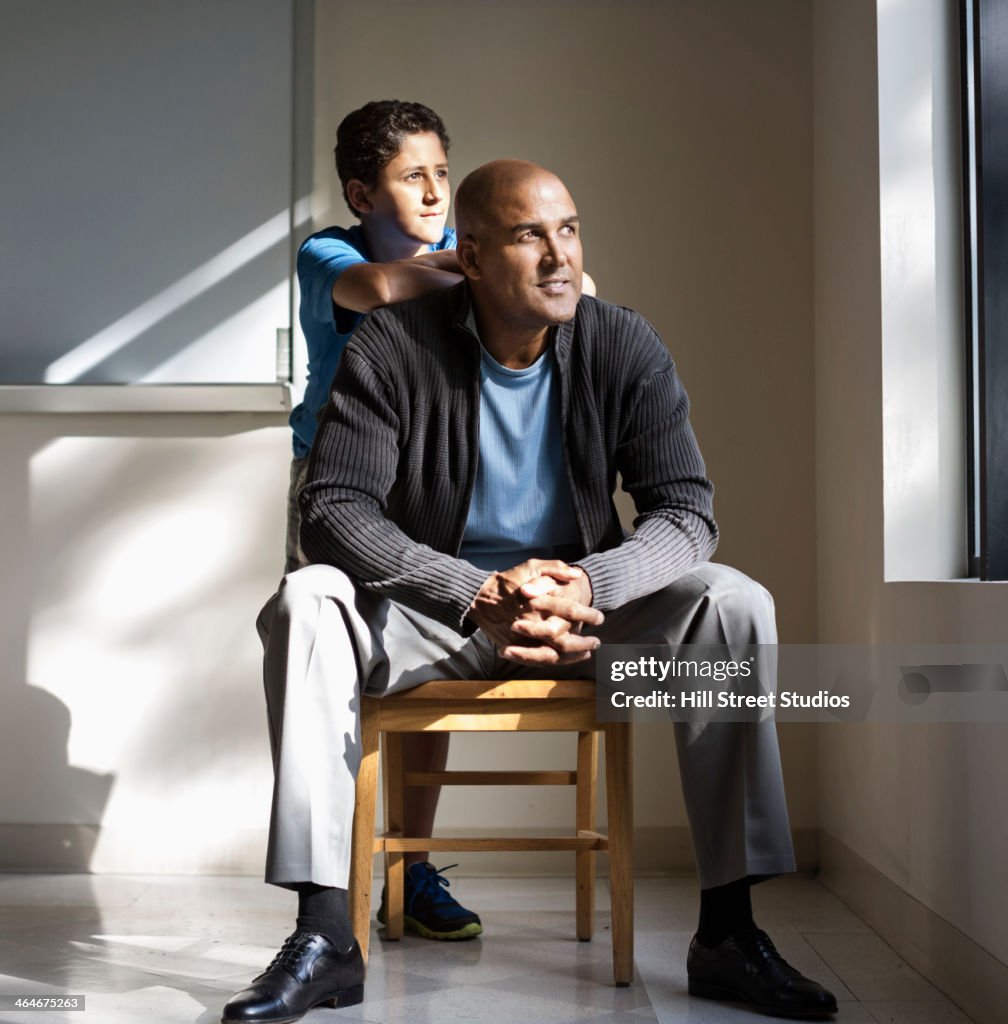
[
  {"x1": 455, "y1": 159, "x2": 568, "y2": 240},
  {"x1": 453, "y1": 159, "x2": 584, "y2": 349}
]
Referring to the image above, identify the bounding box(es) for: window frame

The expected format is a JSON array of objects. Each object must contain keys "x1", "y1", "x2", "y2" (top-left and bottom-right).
[{"x1": 962, "y1": 0, "x2": 1008, "y2": 580}]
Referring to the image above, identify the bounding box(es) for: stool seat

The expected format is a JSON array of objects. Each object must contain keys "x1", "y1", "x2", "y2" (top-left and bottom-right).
[
  {"x1": 380, "y1": 678, "x2": 598, "y2": 699},
  {"x1": 349, "y1": 677, "x2": 634, "y2": 986}
]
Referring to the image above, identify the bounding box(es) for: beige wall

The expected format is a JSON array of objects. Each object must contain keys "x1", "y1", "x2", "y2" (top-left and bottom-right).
[
  {"x1": 312, "y1": 0, "x2": 818, "y2": 849},
  {"x1": 814, "y1": 0, "x2": 1008, "y2": 999}
]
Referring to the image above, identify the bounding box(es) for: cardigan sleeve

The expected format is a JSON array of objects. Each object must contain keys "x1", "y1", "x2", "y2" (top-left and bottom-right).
[
  {"x1": 574, "y1": 319, "x2": 719, "y2": 610},
  {"x1": 298, "y1": 343, "x2": 488, "y2": 633}
]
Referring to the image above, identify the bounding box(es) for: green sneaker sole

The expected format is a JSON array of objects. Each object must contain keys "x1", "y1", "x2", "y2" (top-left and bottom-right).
[
  {"x1": 402, "y1": 914, "x2": 483, "y2": 941},
  {"x1": 377, "y1": 905, "x2": 482, "y2": 941}
]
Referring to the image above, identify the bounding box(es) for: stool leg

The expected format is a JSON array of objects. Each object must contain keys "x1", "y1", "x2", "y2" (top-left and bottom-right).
[
  {"x1": 604, "y1": 722, "x2": 634, "y2": 986},
  {"x1": 576, "y1": 730, "x2": 598, "y2": 941},
  {"x1": 383, "y1": 731, "x2": 406, "y2": 940},
  {"x1": 350, "y1": 697, "x2": 380, "y2": 963}
]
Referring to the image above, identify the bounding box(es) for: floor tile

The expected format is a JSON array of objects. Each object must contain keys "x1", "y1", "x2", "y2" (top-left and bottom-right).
[
  {"x1": 482, "y1": 958, "x2": 652, "y2": 1013},
  {"x1": 805, "y1": 932, "x2": 945, "y2": 1003},
  {"x1": 342, "y1": 981, "x2": 610, "y2": 1024},
  {"x1": 864, "y1": 1001, "x2": 976, "y2": 1024},
  {"x1": 557, "y1": 1012, "x2": 660, "y2": 1024}
]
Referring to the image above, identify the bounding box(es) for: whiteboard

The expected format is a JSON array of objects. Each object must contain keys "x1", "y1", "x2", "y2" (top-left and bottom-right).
[{"x1": 0, "y1": 0, "x2": 298, "y2": 387}]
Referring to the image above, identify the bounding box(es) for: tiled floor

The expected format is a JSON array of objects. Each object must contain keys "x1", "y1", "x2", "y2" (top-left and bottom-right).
[{"x1": 0, "y1": 873, "x2": 975, "y2": 1024}]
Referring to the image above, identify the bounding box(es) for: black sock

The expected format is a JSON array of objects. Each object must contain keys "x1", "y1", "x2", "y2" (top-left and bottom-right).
[
  {"x1": 295, "y1": 884, "x2": 355, "y2": 950},
  {"x1": 697, "y1": 877, "x2": 754, "y2": 947}
]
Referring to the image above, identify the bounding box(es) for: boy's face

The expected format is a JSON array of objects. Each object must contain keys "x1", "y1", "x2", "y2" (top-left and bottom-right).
[{"x1": 354, "y1": 131, "x2": 449, "y2": 245}]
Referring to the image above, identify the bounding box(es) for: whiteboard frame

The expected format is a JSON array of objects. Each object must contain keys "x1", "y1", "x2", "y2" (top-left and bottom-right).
[{"x1": 0, "y1": 384, "x2": 291, "y2": 414}]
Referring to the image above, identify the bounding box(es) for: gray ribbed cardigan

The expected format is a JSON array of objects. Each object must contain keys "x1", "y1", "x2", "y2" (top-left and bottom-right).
[{"x1": 300, "y1": 283, "x2": 718, "y2": 633}]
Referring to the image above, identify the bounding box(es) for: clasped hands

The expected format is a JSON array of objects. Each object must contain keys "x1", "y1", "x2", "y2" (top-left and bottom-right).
[{"x1": 467, "y1": 558, "x2": 605, "y2": 665}]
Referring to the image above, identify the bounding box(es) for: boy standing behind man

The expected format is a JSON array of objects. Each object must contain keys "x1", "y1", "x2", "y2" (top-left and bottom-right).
[
  {"x1": 282, "y1": 100, "x2": 479, "y2": 945},
  {"x1": 288, "y1": 100, "x2": 462, "y2": 572}
]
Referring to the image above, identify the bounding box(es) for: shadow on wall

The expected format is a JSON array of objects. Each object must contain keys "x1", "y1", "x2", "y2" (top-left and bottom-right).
[
  {"x1": 0, "y1": 425, "x2": 115, "y2": 870},
  {"x1": 0, "y1": 424, "x2": 113, "y2": 1010},
  {"x1": 0, "y1": 412, "x2": 289, "y2": 877},
  {"x1": 0, "y1": 686, "x2": 114, "y2": 870}
]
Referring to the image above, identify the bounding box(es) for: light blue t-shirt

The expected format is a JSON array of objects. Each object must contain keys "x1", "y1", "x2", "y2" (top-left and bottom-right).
[
  {"x1": 290, "y1": 223, "x2": 457, "y2": 457},
  {"x1": 460, "y1": 341, "x2": 581, "y2": 572}
]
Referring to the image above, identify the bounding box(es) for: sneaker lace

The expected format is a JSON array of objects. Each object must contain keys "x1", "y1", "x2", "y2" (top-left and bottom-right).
[{"x1": 409, "y1": 862, "x2": 460, "y2": 908}]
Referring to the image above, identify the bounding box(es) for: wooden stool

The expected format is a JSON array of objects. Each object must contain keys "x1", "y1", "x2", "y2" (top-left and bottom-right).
[{"x1": 348, "y1": 678, "x2": 634, "y2": 986}]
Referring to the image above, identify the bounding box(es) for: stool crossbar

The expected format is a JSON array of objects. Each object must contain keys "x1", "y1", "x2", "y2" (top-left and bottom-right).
[{"x1": 348, "y1": 678, "x2": 634, "y2": 985}]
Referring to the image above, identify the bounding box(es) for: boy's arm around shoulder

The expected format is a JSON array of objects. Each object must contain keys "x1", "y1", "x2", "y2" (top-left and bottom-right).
[{"x1": 332, "y1": 251, "x2": 462, "y2": 313}]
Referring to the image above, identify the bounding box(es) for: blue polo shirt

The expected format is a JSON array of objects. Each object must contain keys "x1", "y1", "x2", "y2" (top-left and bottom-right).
[{"x1": 290, "y1": 224, "x2": 457, "y2": 457}]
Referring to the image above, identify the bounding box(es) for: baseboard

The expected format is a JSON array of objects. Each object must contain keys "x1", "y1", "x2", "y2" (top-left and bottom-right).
[
  {"x1": 0, "y1": 825, "x2": 104, "y2": 873},
  {"x1": 0, "y1": 824, "x2": 268, "y2": 876},
  {"x1": 818, "y1": 830, "x2": 1008, "y2": 1024},
  {"x1": 0, "y1": 823, "x2": 817, "y2": 878}
]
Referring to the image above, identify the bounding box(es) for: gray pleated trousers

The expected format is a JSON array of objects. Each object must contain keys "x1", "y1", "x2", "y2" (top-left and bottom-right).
[{"x1": 258, "y1": 561, "x2": 795, "y2": 891}]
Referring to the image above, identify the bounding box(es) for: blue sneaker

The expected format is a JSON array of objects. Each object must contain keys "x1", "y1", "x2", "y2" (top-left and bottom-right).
[{"x1": 377, "y1": 862, "x2": 483, "y2": 940}]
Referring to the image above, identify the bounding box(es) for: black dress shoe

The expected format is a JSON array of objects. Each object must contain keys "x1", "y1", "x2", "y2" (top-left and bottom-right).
[
  {"x1": 687, "y1": 926, "x2": 838, "y2": 1018},
  {"x1": 221, "y1": 931, "x2": 364, "y2": 1023}
]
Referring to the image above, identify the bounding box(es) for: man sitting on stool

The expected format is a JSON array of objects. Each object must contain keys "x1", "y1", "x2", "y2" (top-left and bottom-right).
[{"x1": 222, "y1": 160, "x2": 838, "y2": 1023}]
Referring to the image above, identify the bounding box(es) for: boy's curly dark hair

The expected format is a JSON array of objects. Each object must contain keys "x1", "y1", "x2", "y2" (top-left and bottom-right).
[{"x1": 335, "y1": 100, "x2": 450, "y2": 218}]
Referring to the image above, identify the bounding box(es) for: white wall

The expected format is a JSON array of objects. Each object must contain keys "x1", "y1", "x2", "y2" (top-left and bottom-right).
[
  {"x1": 0, "y1": 413, "x2": 290, "y2": 873},
  {"x1": 813, "y1": 0, "x2": 1008, "y2": 1008}
]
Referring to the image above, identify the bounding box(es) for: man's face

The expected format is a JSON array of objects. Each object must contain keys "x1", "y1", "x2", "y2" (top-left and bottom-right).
[
  {"x1": 356, "y1": 131, "x2": 449, "y2": 245},
  {"x1": 464, "y1": 173, "x2": 584, "y2": 329}
]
